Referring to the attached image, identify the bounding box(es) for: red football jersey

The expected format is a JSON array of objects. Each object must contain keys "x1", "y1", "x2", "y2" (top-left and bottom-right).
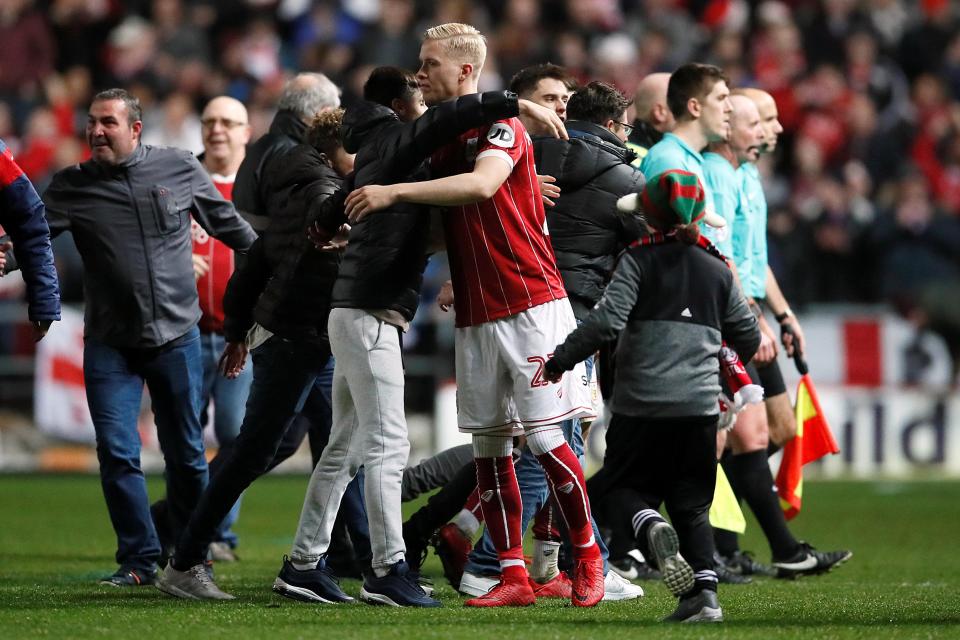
[
  {"x1": 192, "y1": 175, "x2": 237, "y2": 334},
  {"x1": 431, "y1": 117, "x2": 567, "y2": 327}
]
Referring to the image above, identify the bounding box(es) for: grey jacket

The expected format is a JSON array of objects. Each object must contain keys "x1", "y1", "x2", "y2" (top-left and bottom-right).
[
  {"x1": 550, "y1": 239, "x2": 760, "y2": 418},
  {"x1": 44, "y1": 144, "x2": 257, "y2": 348}
]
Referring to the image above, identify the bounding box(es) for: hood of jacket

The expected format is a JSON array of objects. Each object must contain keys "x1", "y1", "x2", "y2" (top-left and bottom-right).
[
  {"x1": 341, "y1": 101, "x2": 399, "y2": 154},
  {"x1": 535, "y1": 120, "x2": 637, "y2": 192}
]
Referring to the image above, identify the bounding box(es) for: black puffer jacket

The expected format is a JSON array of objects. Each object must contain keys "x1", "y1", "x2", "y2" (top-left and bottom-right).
[
  {"x1": 534, "y1": 120, "x2": 646, "y2": 319},
  {"x1": 223, "y1": 144, "x2": 341, "y2": 345},
  {"x1": 233, "y1": 109, "x2": 306, "y2": 231},
  {"x1": 330, "y1": 91, "x2": 520, "y2": 320}
]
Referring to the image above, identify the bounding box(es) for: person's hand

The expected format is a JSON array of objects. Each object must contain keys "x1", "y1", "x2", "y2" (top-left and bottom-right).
[
  {"x1": 345, "y1": 185, "x2": 398, "y2": 223},
  {"x1": 779, "y1": 315, "x2": 806, "y2": 358},
  {"x1": 518, "y1": 99, "x2": 568, "y2": 140},
  {"x1": 318, "y1": 223, "x2": 351, "y2": 252},
  {"x1": 32, "y1": 320, "x2": 52, "y2": 342},
  {"x1": 0, "y1": 241, "x2": 12, "y2": 275},
  {"x1": 538, "y1": 174, "x2": 561, "y2": 207},
  {"x1": 192, "y1": 254, "x2": 210, "y2": 279},
  {"x1": 307, "y1": 220, "x2": 333, "y2": 249},
  {"x1": 543, "y1": 358, "x2": 564, "y2": 383},
  {"x1": 437, "y1": 280, "x2": 454, "y2": 312},
  {"x1": 218, "y1": 341, "x2": 248, "y2": 379},
  {"x1": 754, "y1": 318, "x2": 778, "y2": 365}
]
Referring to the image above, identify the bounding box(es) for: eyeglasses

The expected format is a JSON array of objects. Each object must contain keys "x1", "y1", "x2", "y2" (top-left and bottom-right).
[
  {"x1": 201, "y1": 118, "x2": 248, "y2": 130},
  {"x1": 618, "y1": 121, "x2": 634, "y2": 136}
]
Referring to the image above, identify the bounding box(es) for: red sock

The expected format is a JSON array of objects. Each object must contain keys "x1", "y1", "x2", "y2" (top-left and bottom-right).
[
  {"x1": 463, "y1": 487, "x2": 484, "y2": 524},
  {"x1": 532, "y1": 500, "x2": 561, "y2": 542},
  {"x1": 474, "y1": 456, "x2": 524, "y2": 566},
  {"x1": 534, "y1": 444, "x2": 598, "y2": 558}
]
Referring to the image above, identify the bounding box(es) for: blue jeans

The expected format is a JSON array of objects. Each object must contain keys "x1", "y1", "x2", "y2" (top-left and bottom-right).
[
  {"x1": 466, "y1": 356, "x2": 610, "y2": 576},
  {"x1": 84, "y1": 326, "x2": 207, "y2": 572},
  {"x1": 174, "y1": 335, "x2": 370, "y2": 568},
  {"x1": 198, "y1": 332, "x2": 253, "y2": 548}
]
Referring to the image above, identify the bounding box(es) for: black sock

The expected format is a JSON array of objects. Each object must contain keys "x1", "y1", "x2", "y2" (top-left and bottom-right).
[
  {"x1": 724, "y1": 450, "x2": 800, "y2": 560},
  {"x1": 714, "y1": 527, "x2": 740, "y2": 557}
]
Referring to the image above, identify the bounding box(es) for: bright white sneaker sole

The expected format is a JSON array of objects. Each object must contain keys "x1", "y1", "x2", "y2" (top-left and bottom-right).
[
  {"x1": 272, "y1": 577, "x2": 348, "y2": 604},
  {"x1": 647, "y1": 522, "x2": 694, "y2": 596},
  {"x1": 359, "y1": 587, "x2": 405, "y2": 607}
]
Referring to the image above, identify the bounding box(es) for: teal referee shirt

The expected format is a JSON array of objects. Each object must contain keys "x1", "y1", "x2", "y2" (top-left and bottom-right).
[{"x1": 737, "y1": 162, "x2": 768, "y2": 299}]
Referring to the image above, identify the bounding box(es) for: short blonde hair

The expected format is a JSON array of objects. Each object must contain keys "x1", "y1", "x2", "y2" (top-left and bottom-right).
[{"x1": 422, "y1": 22, "x2": 487, "y2": 75}]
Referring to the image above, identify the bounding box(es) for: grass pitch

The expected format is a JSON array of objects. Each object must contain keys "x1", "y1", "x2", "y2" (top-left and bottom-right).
[{"x1": 0, "y1": 475, "x2": 958, "y2": 639}]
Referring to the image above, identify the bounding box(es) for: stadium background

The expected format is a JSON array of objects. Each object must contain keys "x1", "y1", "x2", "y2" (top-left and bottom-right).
[{"x1": 0, "y1": 0, "x2": 958, "y2": 480}]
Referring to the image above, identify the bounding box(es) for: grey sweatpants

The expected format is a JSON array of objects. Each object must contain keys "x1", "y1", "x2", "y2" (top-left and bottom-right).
[{"x1": 290, "y1": 308, "x2": 409, "y2": 573}]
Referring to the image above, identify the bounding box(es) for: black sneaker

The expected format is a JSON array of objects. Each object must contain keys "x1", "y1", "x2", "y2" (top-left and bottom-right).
[
  {"x1": 713, "y1": 553, "x2": 751, "y2": 585},
  {"x1": 360, "y1": 561, "x2": 441, "y2": 607},
  {"x1": 100, "y1": 566, "x2": 158, "y2": 587},
  {"x1": 722, "y1": 550, "x2": 776, "y2": 577},
  {"x1": 773, "y1": 542, "x2": 852, "y2": 579},
  {"x1": 663, "y1": 588, "x2": 723, "y2": 623},
  {"x1": 272, "y1": 556, "x2": 354, "y2": 603}
]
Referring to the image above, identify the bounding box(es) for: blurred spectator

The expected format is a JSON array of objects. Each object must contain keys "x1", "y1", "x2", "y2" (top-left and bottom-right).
[
  {"x1": 355, "y1": 0, "x2": 421, "y2": 71},
  {"x1": 0, "y1": 0, "x2": 958, "y2": 311},
  {"x1": 0, "y1": 0, "x2": 56, "y2": 103},
  {"x1": 142, "y1": 92, "x2": 203, "y2": 154}
]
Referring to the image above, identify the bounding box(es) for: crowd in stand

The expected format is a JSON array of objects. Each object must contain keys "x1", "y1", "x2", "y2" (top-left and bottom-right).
[{"x1": 1, "y1": 0, "x2": 960, "y2": 317}]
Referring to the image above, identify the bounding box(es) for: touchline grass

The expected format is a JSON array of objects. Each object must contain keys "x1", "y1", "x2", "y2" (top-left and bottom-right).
[{"x1": 1, "y1": 475, "x2": 958, "y2": 639}]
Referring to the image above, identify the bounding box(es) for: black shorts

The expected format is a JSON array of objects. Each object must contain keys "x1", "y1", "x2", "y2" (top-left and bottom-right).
[{"x1": 754, "y1": 359, "x2": 787, "y2": 397}]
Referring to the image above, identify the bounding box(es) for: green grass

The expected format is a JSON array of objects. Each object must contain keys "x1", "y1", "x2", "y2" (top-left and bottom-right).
[{"x1": 1, "y1": 475, "x2": 958, "y2": 639}]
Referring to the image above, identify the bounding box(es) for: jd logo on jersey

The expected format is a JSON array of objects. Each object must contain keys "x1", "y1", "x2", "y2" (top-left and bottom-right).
[{"x1": 487, "y1": 123, "x2": 515, "y2": 148}]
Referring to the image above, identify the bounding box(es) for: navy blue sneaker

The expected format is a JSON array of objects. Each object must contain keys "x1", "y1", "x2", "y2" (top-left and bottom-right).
[
  {"x1": 360, "y1": 561, "x2": 441, "y2": 607},
  {"x1": 100, "y1": 566, "x2": 158, "y2": 587},
  {"x1": 272, "y1": 556, "x2": 354, "y2": 603}
]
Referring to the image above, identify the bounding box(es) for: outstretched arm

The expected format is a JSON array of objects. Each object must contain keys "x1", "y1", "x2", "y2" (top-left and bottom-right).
[{"x1": 345, "y1": 155, "x2": 512, "y2": 222}]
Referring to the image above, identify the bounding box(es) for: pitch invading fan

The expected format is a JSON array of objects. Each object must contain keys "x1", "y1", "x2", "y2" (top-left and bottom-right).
[
  {"x1": 344, "y1": 23, "x2": 606, "y2": 609},
  {"x1": 545, "y1": 170, "x2": 761, "y2": 622}
]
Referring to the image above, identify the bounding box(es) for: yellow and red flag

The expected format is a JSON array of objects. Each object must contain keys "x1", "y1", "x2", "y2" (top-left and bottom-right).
[{"x1": 775, "y1": 358, "x2": 839, "y2": 520}]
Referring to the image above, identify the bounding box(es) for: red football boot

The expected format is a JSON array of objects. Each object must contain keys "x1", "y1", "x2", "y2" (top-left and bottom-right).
[
  {"x1": 529, "y1": 572, "x2": 572, "y2": 599},
  {"x1": 465, "y1": 568, "x2": 535, "y2": 608},
  {"x1": 571, "y1": 552, "x2": 604, "y2": 607}
]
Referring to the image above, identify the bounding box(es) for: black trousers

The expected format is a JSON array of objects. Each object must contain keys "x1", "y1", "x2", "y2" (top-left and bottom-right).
[{"x1": 596, "y1": 413, "x2": 718, "y2": 573}]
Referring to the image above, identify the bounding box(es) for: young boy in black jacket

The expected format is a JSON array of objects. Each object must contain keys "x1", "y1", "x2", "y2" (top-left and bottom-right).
[{"x1": 544, "y1": 170, "x2": 760, "y2": 622}]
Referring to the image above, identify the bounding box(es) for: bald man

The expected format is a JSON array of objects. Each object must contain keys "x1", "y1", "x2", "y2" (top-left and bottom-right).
[
  {"x1": 626, "y1": 72, "x2": 675, "y2": 167},
  {"x1": 151, "y1": 97, "x2": 254, "y2": 565},
  {"x1": 711, "y1": 88, "x2": 852, "y2": 580}
]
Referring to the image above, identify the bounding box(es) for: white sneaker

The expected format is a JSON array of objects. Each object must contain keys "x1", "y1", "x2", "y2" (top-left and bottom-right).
[
  {"x1": 458, "y1": 571, "x2": 498, "y2": 597},
  {"x1": 602, "y1": 570, "x2": 645, "y2": 601}
]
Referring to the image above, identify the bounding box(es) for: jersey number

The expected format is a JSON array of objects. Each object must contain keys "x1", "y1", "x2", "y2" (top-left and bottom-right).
[{"x1": 527, "y1": 354, "x2": 555, "y2": 388}]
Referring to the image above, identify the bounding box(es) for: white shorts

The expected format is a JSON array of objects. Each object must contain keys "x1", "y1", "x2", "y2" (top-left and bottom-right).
[{"x1": 455, "y1": 298, "x2": 593, "y2": 434}]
